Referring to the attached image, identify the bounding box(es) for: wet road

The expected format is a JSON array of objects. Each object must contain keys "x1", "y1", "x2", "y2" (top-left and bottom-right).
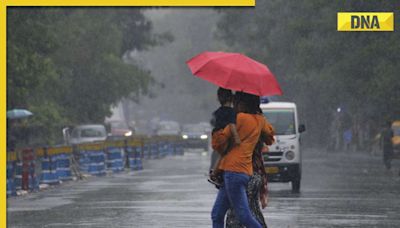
[{"x1": 7, "y1": 149, "x2": 400, "y2": 228}]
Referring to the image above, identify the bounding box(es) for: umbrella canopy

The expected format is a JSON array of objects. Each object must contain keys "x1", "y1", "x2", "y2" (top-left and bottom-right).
[
  {"x1": 186, "y1": 51, "x2": 282, "y2": 96},
  {"x1": 7, "y1": 109, "x2": 33, "y2": 119}
]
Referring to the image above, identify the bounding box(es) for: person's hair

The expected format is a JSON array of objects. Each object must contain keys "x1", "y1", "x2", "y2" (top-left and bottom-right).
[
  {"x1": 217, "y1": 87, "x2": 233, "y2": 106},
  {"x1": 234, "y1": 91, "x2": 262, "y2": 114}
]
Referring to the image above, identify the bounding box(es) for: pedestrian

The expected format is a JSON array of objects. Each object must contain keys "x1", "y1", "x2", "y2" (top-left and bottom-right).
[
  {"x1": 225, "y1": 133, "x2": 270, "y2": 228},
  {"x1": 343, "y1": 128, "x2": 352, "y2": 152},
  {"x1": 208, "y1": 87, "x2": 241, "y2": 187},
  {"x1": 380, "y1": 121, "x2": 394, "y2": 171},
  {"x1": 211, "y1": 91, "x2": 275, "y2": 228}
]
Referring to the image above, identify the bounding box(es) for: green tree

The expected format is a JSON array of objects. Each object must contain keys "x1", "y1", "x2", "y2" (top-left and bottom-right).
[
  {"x1": 7, "y1": 8, "x2": 170, "y2": 145},
  {"x1": 216, "y1": 1, "x2": 400, "y2": 148}
]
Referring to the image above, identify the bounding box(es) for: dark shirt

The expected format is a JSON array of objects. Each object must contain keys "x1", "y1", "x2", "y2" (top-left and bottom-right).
[
  {"x1": 211, "y1": 106, "x2": 236, "y2": 132},
  {"x1": 382, "y1": 127, "x2": 394, "y2": 150}
]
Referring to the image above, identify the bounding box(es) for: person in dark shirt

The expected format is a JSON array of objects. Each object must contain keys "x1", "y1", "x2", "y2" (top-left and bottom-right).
[
  {"x1": 209, "y1": 88, "x2": 240, "y2": 187},
  {"x1": 381, "y1": 121, "x2": 394, "y2": 171}
]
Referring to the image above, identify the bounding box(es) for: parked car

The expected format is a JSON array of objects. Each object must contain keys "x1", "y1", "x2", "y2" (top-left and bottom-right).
[
  {"x1": 63, "y1": 124, "x2": 107, "y2": 145},
  {"x1": 105, "y1": 120, "x2": 134, "y2": 139}
]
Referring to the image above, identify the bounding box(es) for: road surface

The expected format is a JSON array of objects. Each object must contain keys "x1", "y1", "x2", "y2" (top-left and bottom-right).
[{"x1": 7, "y1": 148, "x2": 400, "y2": 227}]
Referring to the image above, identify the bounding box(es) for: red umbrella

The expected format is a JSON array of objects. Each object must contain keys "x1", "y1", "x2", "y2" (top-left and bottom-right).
[{"x1": 186, "y1": 51, "x2": 282, "y2": 96}]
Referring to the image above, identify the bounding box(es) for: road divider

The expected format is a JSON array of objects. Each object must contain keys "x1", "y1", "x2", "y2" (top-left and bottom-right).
[{"x1": 6, "y1": 135, "x2": 186, "y2": 197}]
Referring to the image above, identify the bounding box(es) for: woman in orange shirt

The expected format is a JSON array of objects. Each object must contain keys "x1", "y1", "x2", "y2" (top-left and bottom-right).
[{"x1": 211, "y1": 92, "x2": 274, "y2": 228}]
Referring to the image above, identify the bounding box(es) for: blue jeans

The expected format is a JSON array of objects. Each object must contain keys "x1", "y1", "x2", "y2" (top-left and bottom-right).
[{"x1": 211, "y1": 171, "x2": 262, "y2": 228}]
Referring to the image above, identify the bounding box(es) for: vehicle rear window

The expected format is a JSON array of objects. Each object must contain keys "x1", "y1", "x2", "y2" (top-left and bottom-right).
[{"x1": 80, "y1": 128, "x2": 106, "y2": 137}]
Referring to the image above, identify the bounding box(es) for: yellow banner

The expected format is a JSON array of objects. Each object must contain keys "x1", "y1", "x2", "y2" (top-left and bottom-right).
[
  {"x1": 47, "y1": 146, "x2": 73, "y2": 155},
  {"x1": 337, "y1": 12, "x2": 394, "y2": 32},
  {"x1": 36, "y1": 148, "x2": 45, "y2": 157},
  {"x1": 126, "y1": 139, "x2": 143, "y2": 147},
  {"x1": 6, "y1": 0, "x2": 255, "y2": 6},
  {"x1": 105, "y1": 140, "x2": 126, "y2": 148},
  {"x1": 79, "y1": 142, "x2": 104, "y2": 151},
  {"x1": 6, "y1": 152, "x2": 17, "y2": 162}
]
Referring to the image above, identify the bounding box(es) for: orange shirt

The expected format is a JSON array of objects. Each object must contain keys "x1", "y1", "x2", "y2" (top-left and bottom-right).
[{"x1": 213, "y1": 113, "x2": 274, "y2": 176}]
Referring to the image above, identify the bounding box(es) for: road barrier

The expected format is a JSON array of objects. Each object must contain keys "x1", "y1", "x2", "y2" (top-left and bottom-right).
[
  {"x1": 151, "y1": 142, "x2": 159, "y2": 159},
  {"x1": 57, "y1": 153, "x2": 73, "y2": 181},
  {"x1": 15, "y1": 160, "x2": 23, "y2": 191},
  {"x1": 126, "y1": 138, "x2": 143, "y2": 170},
  {"x1": 105, "y1": 140, "x2": 125, "y2": 173},
  {"x1": 54, "y1": 146, "x2": 73, "y2": 181},
  {"x1": 6, "y1": 135, "x2": 185, "y2": 197},
  {"x1": 160, "y1": 141, "x2": 169, "y2": 158},
  {"x1": 37, "y1": 146, "x2": 74, "y2": 185},
  {"x1": 79, "y1": 143, "x2": 106, "y2": 176},
  {"x1": 143, "y1": 142, "x2": 151, "y2": 159},
  {"x1": 40, "y1": 156, "x2": 58, "y2": 185}
]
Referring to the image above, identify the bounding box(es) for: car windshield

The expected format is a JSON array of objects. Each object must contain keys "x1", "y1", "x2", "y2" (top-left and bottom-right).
[
  {"x1": 79, "y1": 127, "x2": 106, "y2": 138},
  {"x1": 159, "y1": 122, "x2": 179, "y2": 131},
  {"x1": 263, "y1": 109, "x2": 296, "y2": 135},
  {"x1": 183, "y1": 124, "x2": 204, "y2": 133}
]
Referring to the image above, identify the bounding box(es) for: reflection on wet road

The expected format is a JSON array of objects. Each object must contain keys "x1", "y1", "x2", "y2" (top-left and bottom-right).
[{"x1": 7, "y1": 149, "x2": 400, "y2": 227}]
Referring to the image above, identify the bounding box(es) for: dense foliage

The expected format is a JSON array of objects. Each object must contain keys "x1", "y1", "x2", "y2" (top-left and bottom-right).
[
  {"x1": 216, "y1": 1, "x2": 400, "y2": 149},
  {"x1": 7, "y1": 8, "x2": 170, "y2": 145}
]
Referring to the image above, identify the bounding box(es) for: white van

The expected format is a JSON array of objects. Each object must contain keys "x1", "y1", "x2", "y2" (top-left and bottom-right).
[
  {"x1": 260, "y1": 102, "x2": 305, "y2": 192},
  {"x1": 63, "y1": 124, "x2": 107, "y2": 145}
]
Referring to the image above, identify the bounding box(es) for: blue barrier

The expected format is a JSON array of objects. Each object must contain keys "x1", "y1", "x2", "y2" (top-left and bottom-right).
[
  {"x1": 15, "y1": 161, "x2": 22, "y2": 190},
  {"x1": 7, "y1": 138, "x2": 185, "y2": 198},
  {"x1": 78, "y1": 143, "x2": 106, "y2": 176},
  {"x1": 7, "y1": 179, "x2": 16, "y2": 197},
  {"x1": 181, "y1": 141, "x2": 185, "y2": 154},
  {"x1": 57, "y1": 153, "x2": 73, "y2": 181},
  {"x1": 78, "y1": 152, "x2": 90, "y2": 173},
  {"x1": 88, "y1": 151, "x2": 106, "y2": 176},
  {"x1": 126, "y1": 146, "x2": 137, "y2": 170},
  {"x1": 40, "y1": 155, "x2": 59, "y2": 185},
  {"x1": 106, "y1": 146, "x2": 124, "y2": 173},
  {"x1": 6, "y1": 179, "x2": 12, "y2": 196},
  {"x1": 127, "y1": 146, "x2": 143, "y2": 170},
  {"x1": 160, "y1": 142, "x2": 168, "y2": 158},
  {"x1": 143, "y1": 143, "x2": 151, "y2": 159},
  {"x1": 6, "y1": 161, "x2": 13, "y2": 179},
  {"x1": 28, "y1": 169, "x2": 39, "y2": 192},
  {"x1": 167, "y1": 143, "x2": 174, "y2": 156},
  {"x1": 151, "y1": 143, "x2": 159, "y2": 159},
  {"x1": 136, "y1": 146, "x2": 143, "y2": 170},
  {"x1": 126, "y1": 139, "x2": 143, "y2": 170},
  {"x1": 39, "y1": 146, "x2": 73, "y2": 185}
]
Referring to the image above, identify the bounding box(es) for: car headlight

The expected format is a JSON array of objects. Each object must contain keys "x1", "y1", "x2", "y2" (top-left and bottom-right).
[
  {"x1": 124, "y1": 131, "x2": 132, "y2": 137},
  {"x1": 285, "y1": 151, "x2": 295, "y2": 160},
  {"x1": 182, "y1": 135, "x2": 188, "y2": 139},
  {"x1": 200, "y1": 134, "x2": 208, "y2": 140}
]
